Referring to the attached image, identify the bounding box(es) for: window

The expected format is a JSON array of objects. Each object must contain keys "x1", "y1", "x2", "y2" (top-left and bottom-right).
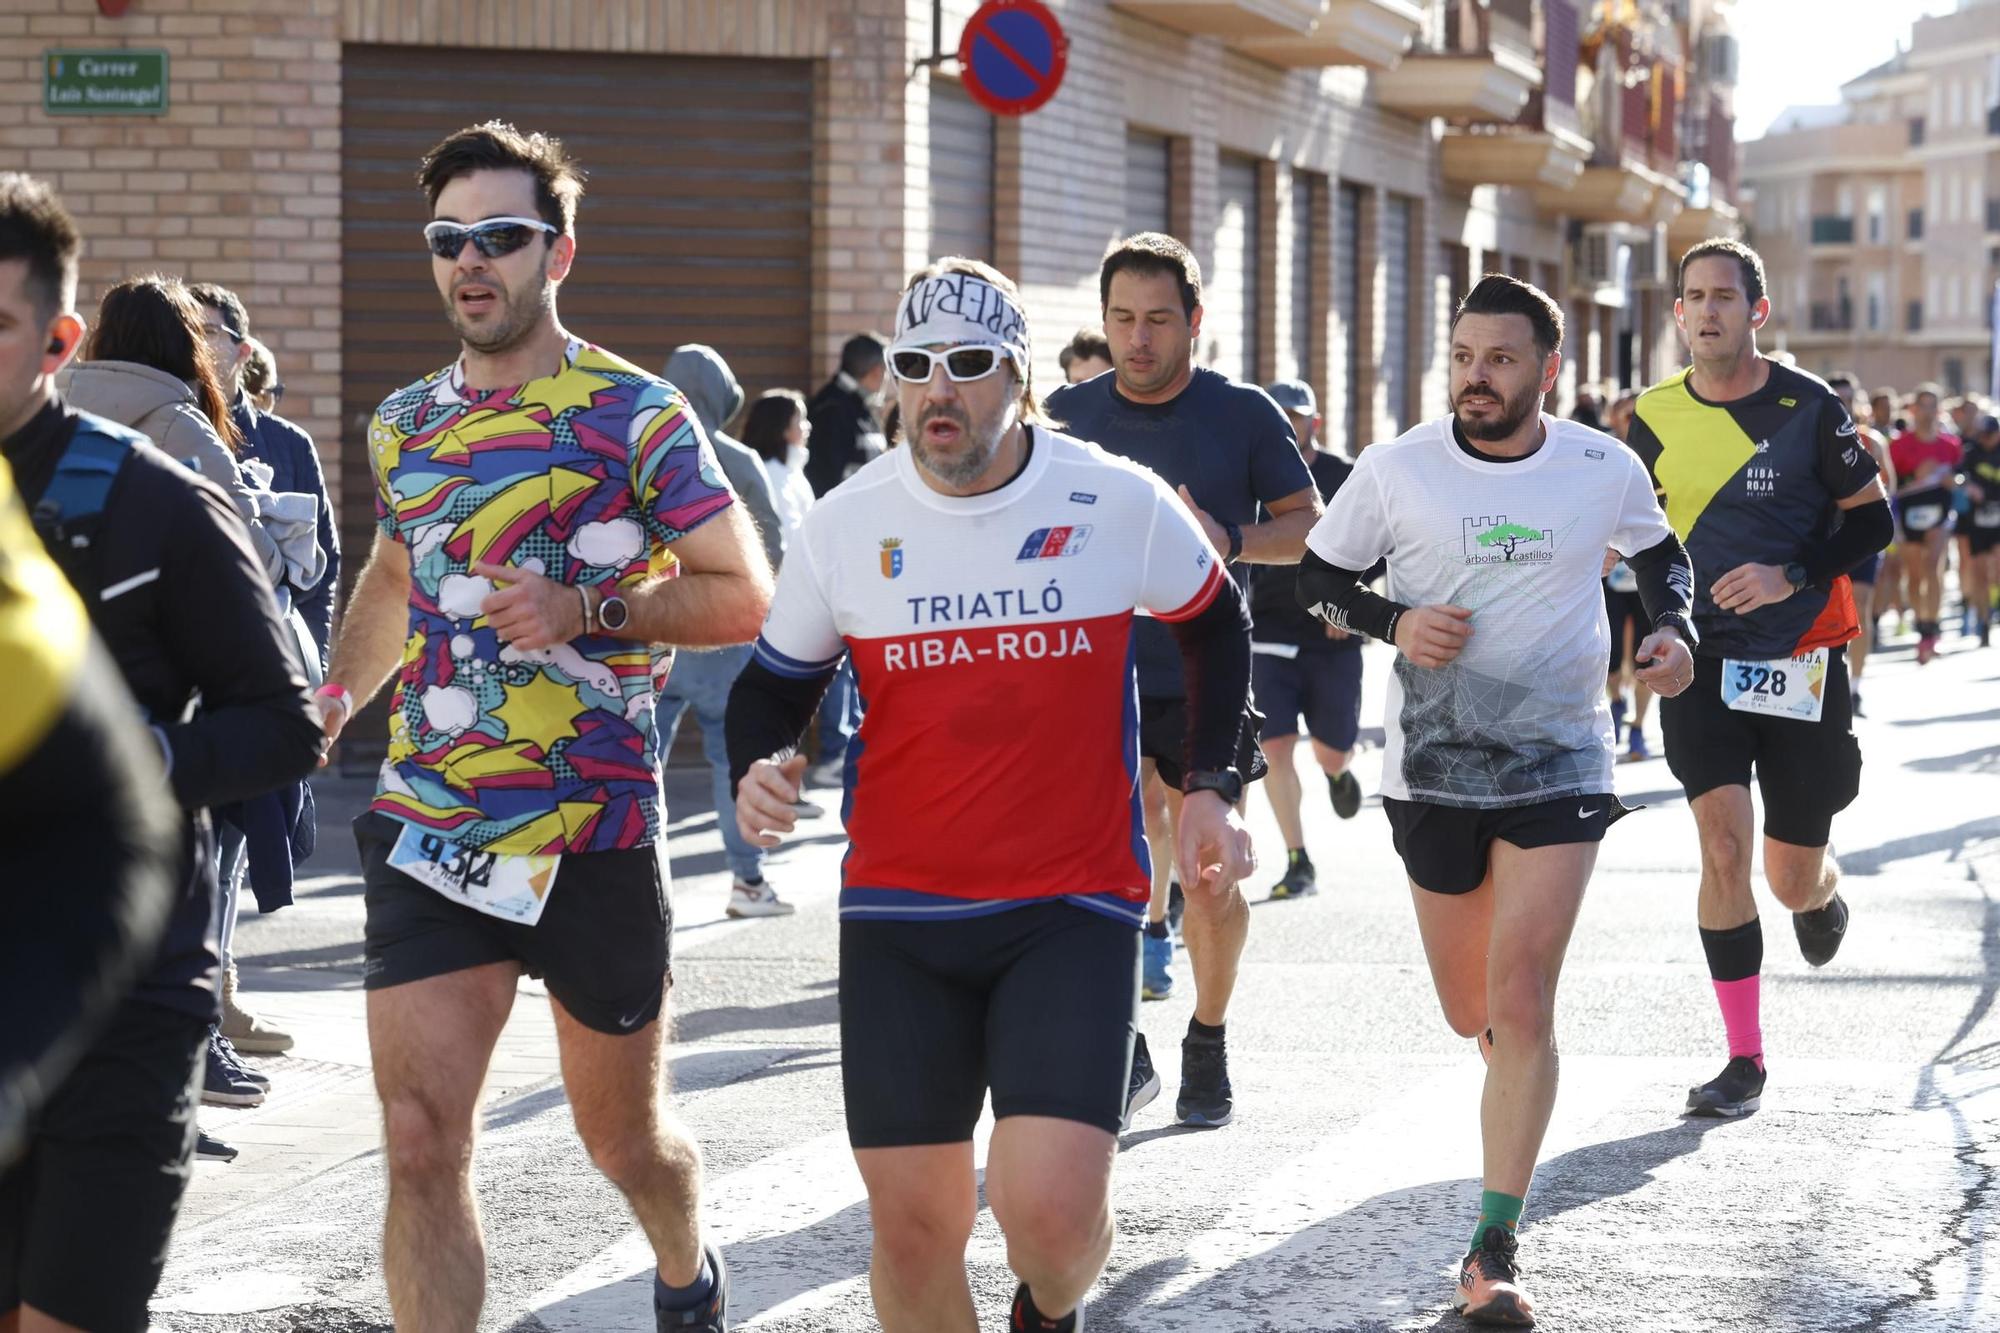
[
  {"x1": 1868, "y1": 187, "x2": 1886, "y2": 243},
  {"x1": 1286, "y1": 171, "x2": 1320, "y2": 386},
  {"x1": 1125, "y1": 129, "x2": 1172, "y2": 236},
  {"x1": 1337, "y1": 183, "x2": 1362, "y2": 452},
  {"x1": 1837, "y1": 184, "x2": 1853, "y2": 218},
  {"x1": 1381, "y1": 194, "x2": 1415, "y2": 435},
  {"x1": 1209, "y1": 153, "x2": 1262, "y2": 383},
  {"x1": 927, "y1": 79, "x2": 995, "y2": 263},
  {"x1": 1867, "y1": 273, "x2": 1885, "y2": 331}
]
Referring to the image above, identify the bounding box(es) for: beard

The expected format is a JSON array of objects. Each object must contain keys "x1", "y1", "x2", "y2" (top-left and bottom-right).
[
  {"x1": 1453, "y1": 378, "x2": 1540, "y2": 442},
  {"x1": 908, "y1": 403, "x2": 1008, "y2": 489},
  {"x1": 444, "y1": 273, "x2": 553, "y2": 355}
]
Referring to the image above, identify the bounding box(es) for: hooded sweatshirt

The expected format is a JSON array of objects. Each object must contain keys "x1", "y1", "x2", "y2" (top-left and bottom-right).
[{"x1": 664, "y1": 344, "x2": 785, "y2": 572}]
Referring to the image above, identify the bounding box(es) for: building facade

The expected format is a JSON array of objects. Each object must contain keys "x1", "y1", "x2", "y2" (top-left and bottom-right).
[
  {"x1": 1, "y1": 0, "x2": 1739, "y2": 587},
  {"x1": 1743, "y1": 0, "x2": 1999, "y2": 394}
]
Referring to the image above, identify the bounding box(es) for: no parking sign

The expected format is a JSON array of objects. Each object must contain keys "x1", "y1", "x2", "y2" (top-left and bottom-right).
[{"x1": 957, "y1": 0, "x2": 1069, "y2": 116}]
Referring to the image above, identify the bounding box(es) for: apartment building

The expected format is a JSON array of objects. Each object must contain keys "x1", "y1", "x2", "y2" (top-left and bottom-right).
[
  {"x1": 1743, "y1": 0, "x2": 1999, "y2": 393},
  {"x1": 0, "y1": 0, "x2": 1740, "y2": 575}
]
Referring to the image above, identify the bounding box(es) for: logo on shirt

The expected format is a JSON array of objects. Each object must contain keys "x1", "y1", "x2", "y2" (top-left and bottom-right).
[
  {"x1": 1585, "y1": 448, "x2": 1605, "y2": 460},
  {"x1": 1069, "y1": 491, "x2": 1098, "y2": 505},
  {"x1": 880, "y1": 537, "x2": 904, "y2": 579},
  {"x1": 1463, "y1": 515, "x2": 1555, "y2": 565},
  {"x1": 1016, "y1": 525, "x2": 1094, "y2": 561},
  {"x1": 1754, "y1": 439, "x2": 1771, "y2": 454}
]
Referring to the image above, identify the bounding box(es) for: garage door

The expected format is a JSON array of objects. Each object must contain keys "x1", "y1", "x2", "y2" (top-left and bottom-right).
[
  {"x1": 928, "y1": 78, "x2": 995, "y2": 263},
  {"x1": 1286, "y1": 171, "x2": 1316, "y2": 386},
  {"x1": 1338, "y1": 181, "x2": 1361, "y2": 451},
  {"x1": 339, "y1": 45, "x2": 815, "y2": 588},
  {"x1": 1382, "y1": 193, "x2": 1413, "y2": 435},
  {"x1": 1208, "y1": 153, "x2": 1261, "y2": 384}
]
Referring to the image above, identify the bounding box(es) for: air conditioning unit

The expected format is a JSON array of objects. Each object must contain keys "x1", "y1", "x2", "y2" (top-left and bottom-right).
[{"x1": 1573, "y1": 224, "x2": 1632, "y2": 308}]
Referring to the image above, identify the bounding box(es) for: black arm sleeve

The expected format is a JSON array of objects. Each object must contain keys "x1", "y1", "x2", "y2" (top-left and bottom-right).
[
  {"x1": 1166, "y1": 574, "x2": 1252, "y2": 776},
  {"x1": 1295, "y1": 548, "x2": 1410, "y2": 645},
  {"x1": 156, "y1": 483, "x2": 322, "y2": 810},
  {"x1": 1800, "y1": 499, "x2": 1894, "y2": 586},
  {"x1": 726, "y1": 656, "x2": 837, "y2": 795},
  {"x1": 1624, "y1": 531, "x2": 1696, "y2": 633}
]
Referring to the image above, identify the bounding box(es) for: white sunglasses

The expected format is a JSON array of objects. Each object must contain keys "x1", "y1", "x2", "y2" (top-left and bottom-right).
[{"x1": 888, "y1": 344, "x2": 1017, "y2": 384}]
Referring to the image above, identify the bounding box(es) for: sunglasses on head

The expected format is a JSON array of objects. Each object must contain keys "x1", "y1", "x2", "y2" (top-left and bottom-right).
[
  {"x1": 888, "y1": 344, "x2": 1013, "y2": 384},
  {"x1": 422, "y1": 216, "x2": 558, "y2": 260}
]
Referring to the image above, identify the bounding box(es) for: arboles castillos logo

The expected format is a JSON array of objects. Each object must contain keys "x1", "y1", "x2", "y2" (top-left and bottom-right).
[{"x1": 1462, "y1": 515, "x2": 1555, "y2": 565}]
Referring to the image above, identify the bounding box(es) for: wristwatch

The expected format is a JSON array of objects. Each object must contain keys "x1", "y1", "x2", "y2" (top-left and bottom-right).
[
  {"x1": 1220, "y1": 521, "x2": 1244, "y2": 564},
  {"x1": 1182, "y1": 768, "x2": 1244, "y2": 806},
  {"x1": 598, "y1": 593, "x2": 631, "y2": 633},
  {"x1": 1782, "y1": 562, "x2": 1810, "y2": 593},
  {"x1": 1652, "y1": 611, "x2": 1698, "y2": 649}
]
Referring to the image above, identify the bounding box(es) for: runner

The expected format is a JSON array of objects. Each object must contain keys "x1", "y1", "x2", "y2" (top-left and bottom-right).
[
  {"x1": 1047, "y1": 231, "x2": 1319, "y2": 1130},
  {"x1": 0, "y1": 172, "x2": 322, "y2": 1330},
  {"x1": 726, "y1": 257, "x2": 1254, "y2": 1333},
  {"x1": 1827, "y1": 373, "x2": 1896, "y2": 708},
  {"x1": 1625, "y1": 238, "x2": 1892, "y2": 1121},
  {"x1": 1887, "y1": 384, "x2": 1962, "y2": 664},
  {"x1": 1961, "y1": 412, "x2": 2000, "y2": 646},
  {"x1": 1602, "y1": 556, "x2": 1655, "y2": 761},
  {"x1": 1059, "y1": 327, "x2": 1112, "y2": 384},
  {"x1": 1253, "y1": 378, "x2": 1368, "y2": 900},
  {"x1": 310, "y1": 123, "x2": 770, "y2": 1333},
  {"x1": 1297, "y1": 273, "x2": 1697, "y2": 1327}
]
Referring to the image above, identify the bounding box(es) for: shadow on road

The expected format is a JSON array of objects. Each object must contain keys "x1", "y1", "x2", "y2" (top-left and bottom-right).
[{"x1": 1839, "y1": 816, "x2": 2000, "y2": 876}]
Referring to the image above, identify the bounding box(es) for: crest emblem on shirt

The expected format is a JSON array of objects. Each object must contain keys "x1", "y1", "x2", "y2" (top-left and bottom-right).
[{"x1": 880, "y1": 537, "x2": 904, "y2": 579}]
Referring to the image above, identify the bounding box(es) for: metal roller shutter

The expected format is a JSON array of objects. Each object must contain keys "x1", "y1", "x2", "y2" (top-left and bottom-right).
[
  {"x1": 1287, "y1": 173, "x2": 1314, "y2": 386},
  {"x1": 927, "y1": 79, "x2": 995, "y2": 263},
  {"x1": 1126, "y1": 129, "x2": 1171, "y2": 236},
  {"x1": 1382, "y1": 194, "x2": 1413, "y2": 435},
  {"x1": 1210, "y1": 153, "x2": 1261, "y2": 384},
  {"x1": 338, "y1": 45, "x2": 814, "y2": 589},
  {"x1": 1338, "y1": 182, "x2": 1362, "y2": 452}
]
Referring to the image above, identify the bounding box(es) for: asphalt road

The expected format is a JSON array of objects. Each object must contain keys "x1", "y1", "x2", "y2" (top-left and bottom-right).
[{"x1": 149, "y1": 629, "x2": 2000, "y2": 1332}]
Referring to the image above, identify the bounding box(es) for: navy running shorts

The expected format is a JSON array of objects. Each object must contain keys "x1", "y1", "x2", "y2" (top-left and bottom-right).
[
  {"x1": 1251, "y1": 641, "x2": 1363, "y2": 751},
  {"x1": 1138, "y1": 696, "x2": 1269, "y2": 790}
]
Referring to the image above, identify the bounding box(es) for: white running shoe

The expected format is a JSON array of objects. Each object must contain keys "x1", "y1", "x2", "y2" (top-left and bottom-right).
[{"x1": 726, "y1": 879, "x2": 796, "y2": 918}]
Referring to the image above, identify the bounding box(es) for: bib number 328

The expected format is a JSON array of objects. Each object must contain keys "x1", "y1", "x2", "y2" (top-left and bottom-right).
[
  {"x1": 1721, "y1": 647, "x2": 1828, "y2": 723},
  {"x1": 388, "y1": 825, "x2": 560, "y2": 925}
]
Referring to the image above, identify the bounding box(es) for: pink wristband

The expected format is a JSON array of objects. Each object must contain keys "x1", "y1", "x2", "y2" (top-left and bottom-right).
[{"x1": 315, "y1": 682, "x2": 354, "y2": 720}]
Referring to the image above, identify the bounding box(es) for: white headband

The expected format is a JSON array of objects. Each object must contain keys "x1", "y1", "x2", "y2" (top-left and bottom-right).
[{"x1": 892, "y1": 270, "x2": 1030, "y2": 369}]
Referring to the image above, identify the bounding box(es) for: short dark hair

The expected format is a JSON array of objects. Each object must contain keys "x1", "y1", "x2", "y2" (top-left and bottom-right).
[
  {"x1": 417, "y1": 121, "x2": 584, "y2": 235},
  {"x1": 1912, "y1": 381, "x2": 1943, "y2": 404},
  {"x1": 0, "y1": 173, "x2": 81, "y2": 320},
  {"x1": 186, "y1": 281, "x2": 248, "y2": 340},
  {"x1": 1100, "y1": 232, "x2": 1201, "y2": 319},
  {"x1": 839, "y1": 332, "x2": 887, "y2": 379},
  {"x1": 1677, "y1": 238, "x2": 1767, "y2": 308},
  {"x1": 1827, "y1": 371, "x2": 1860, "y2": 395},
  {"x1": 1450, "y1": 273, "x2": 1564, "y2": 357},
  {"x1": 1058, "y1": 327, "x2": 1111, "y2": 373}
]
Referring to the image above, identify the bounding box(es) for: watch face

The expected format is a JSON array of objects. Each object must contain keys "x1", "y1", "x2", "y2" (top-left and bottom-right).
[{"x1": 600, "y1": 596, "x2": 629, "y2": 631}]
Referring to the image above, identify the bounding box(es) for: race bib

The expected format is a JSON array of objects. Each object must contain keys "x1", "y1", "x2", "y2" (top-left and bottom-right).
[
  {"x1": 1975, "y1": 503, "x2": 2000, "y2": 530},
  {"x1": 388, "y1": 825, "x2": 561, "y2": 925},
  {"x1": 1903, "y1": 503, "x2": 1946, "y2": 530},
  {"x1": 1721, "y1": 648, "x2": 1828, "y2": 724}
]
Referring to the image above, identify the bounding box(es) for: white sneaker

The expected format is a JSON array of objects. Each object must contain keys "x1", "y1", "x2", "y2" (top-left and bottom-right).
[{"x1": 727, "y1": 879, "x2": 796, "y2": 918}]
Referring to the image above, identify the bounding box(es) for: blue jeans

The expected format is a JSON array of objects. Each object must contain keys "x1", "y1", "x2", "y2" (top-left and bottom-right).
[
  {"x1": 656, "y1": 644, "x2": 764, "y2": 884},
  {"x1": 817, "y1": 658, "x2": 857, "y2": 763}
]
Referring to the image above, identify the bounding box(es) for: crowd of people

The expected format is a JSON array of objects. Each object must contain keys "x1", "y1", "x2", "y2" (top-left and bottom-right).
[{"x1": 0, "y1": 113, "x2": 1952, "y2": 1333}]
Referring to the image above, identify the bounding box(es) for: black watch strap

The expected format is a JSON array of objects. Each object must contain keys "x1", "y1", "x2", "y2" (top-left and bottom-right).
[
  {"x1": 1653, "y1": 610, "x2": 1697, "y2": 649},
  {"x1": 1221, "y1": 521, "x2": 1243, "y2": 563},
  {"x1": 1183, "y1": 768, "x2": 1244, "y2": 805}
]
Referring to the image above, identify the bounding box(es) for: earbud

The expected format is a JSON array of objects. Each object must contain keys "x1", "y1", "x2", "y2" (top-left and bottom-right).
[{"x1": 47, "y1": 337, "x2": 62, "y2": 354}]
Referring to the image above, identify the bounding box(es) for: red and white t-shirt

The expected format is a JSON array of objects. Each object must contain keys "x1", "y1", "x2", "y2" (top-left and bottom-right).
[{"x1": 753, "y1": 425, "x2": 1223, "y2": 923}]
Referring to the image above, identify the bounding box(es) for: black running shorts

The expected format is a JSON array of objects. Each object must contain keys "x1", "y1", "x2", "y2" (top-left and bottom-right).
[
  {"x1": 1384, "y1": 793, "x2": 1622, "y2": 895},
  {"x1": 1605, "y1": 587, "x2": 1649, "y2": 673},
  {"x1": 0, "y1": 998, "x2": 205, "y2": 1332},
  {"x1": 839, "y1": 901, "x2": 1139, "y2": 1148},
  {"x1": 1658, "y1": 649, "x2": 1861, "y2": 848},
  {"x1": 356, "y1": 812, "x2": 671, "y2": 1035},
  {"x1": 1138, "y1": 695, "x2": 1270, "y2": 790}
]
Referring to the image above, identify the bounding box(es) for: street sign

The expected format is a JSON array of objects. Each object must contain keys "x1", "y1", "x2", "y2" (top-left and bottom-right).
[
  {"x1": 957, "y1": 0, "x2": 1067, "y2": 117},
  {"x1": 43, "y1": 49, "x2": 169, "y2": 116}
]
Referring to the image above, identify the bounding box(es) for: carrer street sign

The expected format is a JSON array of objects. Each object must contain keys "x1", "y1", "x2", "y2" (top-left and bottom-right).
[{"x1": 44, "y1": 49, "x2": 169, "y2": 116}]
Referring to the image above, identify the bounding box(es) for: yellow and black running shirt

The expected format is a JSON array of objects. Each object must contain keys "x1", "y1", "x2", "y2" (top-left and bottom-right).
[
  {"x1": 1627, "y1": 360, "x2": 1879, "y2": 659},
  {"x1": 0, "y1": 454, "x2": 89, "y2": 776}
]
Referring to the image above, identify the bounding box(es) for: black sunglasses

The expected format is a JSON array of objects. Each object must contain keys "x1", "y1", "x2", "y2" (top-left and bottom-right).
[{"x1": 422, "y1": 216, "x2": 558, "y2": 261}]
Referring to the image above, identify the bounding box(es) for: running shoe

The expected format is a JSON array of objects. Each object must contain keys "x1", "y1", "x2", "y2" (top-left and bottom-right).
[
  {"x1": 1851, "y1": 686, "x2": 1865, "y2": 718},
  {"x1": 1122, "y1": 1033, "x2": 1160, "y2": 1131},
  {"x1": 1793, "y1": 892, "x2": 1849, "y2": 967},
  {"x1": 1917, "y1": 633, "x2": 1939, "y2": 665},
  {"x1": 726, "y1": 878, "x2": 795, "y2": 918},
  {"x1": 1623, "y1": 728, "x2": 1651, "y2": 762},
  {"x1": 1268, "y1": 850, "x2": 1317, "y2": 900},
  {"x1": 1176, "y1": 1033, "x2": 1233, "y2": 1128},
  {"x1": 1166, "y1": 879, "x2": 1185, "y2": 937},
  {"x1": 1011, "y1": 1281, "x2": 1083, "y2": 1331},
  {"x1": 1685, "y1": 1055, "x2": 1765, "y2": 1118},
  {"x1": 202, "y1": 1029, "x2": 266, "y2": 1107},
  {"x1": 1141, "y1": 931, "x2": 1175, "y2": 1000},
  {"x1": 195, "y1": 1128, "x2": 238, "y2": 1162},
  {"x1": 805, "y1": 757, "x2": 845, "y2": 790},
  {"x1": 1327, "y1": 770, "x2": 1363, "y2": 820},
  {"x1": 655, "y1": 1243, "x2": 729, "y2": 1332},
  {"x1": 1610, "y1": 694, "x2": 1627, "y2": 744},
  {"x1": 791, "y1": 793, "x2": 827, "y2": 820},
  {"x1": 1454, "y1": 1225, "x2": 1535, "y2": 1326}
]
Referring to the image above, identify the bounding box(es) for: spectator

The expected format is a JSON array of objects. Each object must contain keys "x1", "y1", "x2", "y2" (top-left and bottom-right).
[
  {"x1": 664, "y1": 343, "x2": 784, "y2": 574},
  {"x1": 1059, "y1": 327, "x2": 1112, "y2": 383},
  {"x1": 742, "y1": 388, "x2": 813, "y2": 551},
  {"x1": 240, "y1": 336, "x2": 281, "y2": 415},
  {"x1": 804, "y1": 331, "x2": 887, "y2": 497}
]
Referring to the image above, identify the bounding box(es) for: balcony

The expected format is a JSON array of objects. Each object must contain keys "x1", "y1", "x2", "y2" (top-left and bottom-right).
[
  {"x1": 1107, "y1": 0, "x2": 1320, "y2": 39},
  {"x1": 1229, "y1": 1, "x2": 1426, "y2": 69},
  {"x1": 1668, "y1": 196, "x2": 1743, "y2": 256},
  {"x1": 1811, "y1": 215, "x2": 1855, "y2": 245},
  {"x1": 1374, "y1": 0, "x2": 1540, "y2": 124},
  {"x1": 1438, "y1": 1, "x2": 1588, "y2": 190}
]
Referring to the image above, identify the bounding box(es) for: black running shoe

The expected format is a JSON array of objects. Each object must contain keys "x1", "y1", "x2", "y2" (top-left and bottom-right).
[
  {"x1": 1685, "y1": 1056, "x2": 1765, "y2": 1118},
  {"x1": 1794, "y1": 892, "x2": 1849, "y2": 968},
  {"x1": 1011, "y1": 1281, "x2": 1082, "y2": 1331},
  {"x1": 1327, "y1": 769, "x2": 1363, "y2": 820},
  {"x1": 1176, "y1": 1033, "x2": 1233, "y2": 1128},
  {"x1": 655, "y1": 1244, "x2": 728, "y2": 1332},
  {"x1": 1268, "y1": 850, "x2": 1317, "y2": 900},
  {"x1": 1122, "y1": 1033, "x2": 1160, "y2": 1131},
  {"x1": 195, "y1": 1128, "x2": 238, "y2": 1162}
]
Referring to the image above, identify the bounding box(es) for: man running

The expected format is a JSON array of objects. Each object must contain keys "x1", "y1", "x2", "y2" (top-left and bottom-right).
[
  {"x1": 1047, "y1": 232, "x2": 1319, "y2": 1130},
  {"x1": 1827, "y1": 373, "x2": 1896, "y2": 708},
  {"x1": 1253, "y1": 378, "x2": 1367, "y2": 900},
  {"x1": 312, "y1": 123, "x2": 770, "y2": 1333},
  {"x1": 1298, "y1": 273, "x2": 1696, "y2": 1326},
  {"x1": 1059, "y1": 327, "x2": 1112, "y2": 384},
  {"x1": 727, "y1": 258, "x2": 1254, "y2": 1333},
  {"x1": 1961, "y1": 412, "x2": 2000, "y2": 646},
  {"x1": 1887, "y1": 384, "x2": 1961, "y2": 663},
  {"x1": 1625, "y1": 238, "x2": 1892, "y2": 1121}
]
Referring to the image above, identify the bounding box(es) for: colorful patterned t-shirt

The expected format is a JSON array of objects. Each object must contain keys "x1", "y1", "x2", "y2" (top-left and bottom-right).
[{"x1": 368, "y1": 339, "x2": 733, "y2": 854}]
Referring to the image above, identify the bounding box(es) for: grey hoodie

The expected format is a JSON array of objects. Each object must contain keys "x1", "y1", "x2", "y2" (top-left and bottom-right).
[
  {"x1": 57, "y1": 359, "x2": 283, "y2": 580},
  {"x1": 664, "y1": 344, "x2": 784, "y2": 572}
]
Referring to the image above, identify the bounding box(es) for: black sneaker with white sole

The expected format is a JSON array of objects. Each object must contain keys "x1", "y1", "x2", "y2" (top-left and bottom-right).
[
  {"x1": 1176, "y1": 1033, "x2": 1233, "y2": 1128},
  {"x1": 195, "y1": 1128, "x2": 238, "y2": 1162},
  {"x1": 1685, "y1": 1056, "x2": 1765, "y2": 1118},
  {"x1": 1793, "y1": 892, "x2": 1849, "y2": 968},
  {"x1": 1327, "y1": 769, "x2": 1363, "y2": 820},
  {"x1": 655, "y1": 1244, "x2": 729, "y2": 1332},
  {"x1": 1122, "y1": 1033, "x2": 1160, "y2": 1131}
]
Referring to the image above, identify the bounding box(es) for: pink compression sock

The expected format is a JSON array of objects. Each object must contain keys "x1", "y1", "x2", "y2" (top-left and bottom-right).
[{"x1": 1711, "y1": 975, "x2": 1764, "y2": 1072}]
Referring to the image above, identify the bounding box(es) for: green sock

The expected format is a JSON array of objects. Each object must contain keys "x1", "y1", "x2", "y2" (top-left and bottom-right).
[{"x1": 1471, "y1": 1189, "x2": 1525, "y2": 1253}]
